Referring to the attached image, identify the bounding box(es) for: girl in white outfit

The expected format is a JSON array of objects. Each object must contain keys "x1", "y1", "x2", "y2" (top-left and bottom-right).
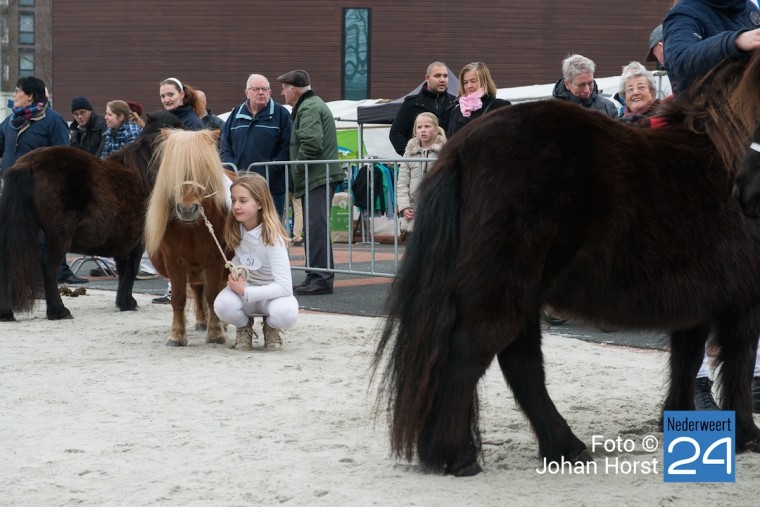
[
  {"x1": 397, "y1": 112, "x2": 447, "y2": 234},
  {"x1": 214, "y1": 174, "x2": 298, "y2": 351}
]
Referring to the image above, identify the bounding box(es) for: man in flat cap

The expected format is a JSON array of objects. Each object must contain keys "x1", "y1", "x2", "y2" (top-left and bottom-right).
[
  {"x1": 278, "y1": 69, "x2": 342, "y2": 295},
  {"x1": 646, "y1": 25, "x2": 665, "y2": 68}
]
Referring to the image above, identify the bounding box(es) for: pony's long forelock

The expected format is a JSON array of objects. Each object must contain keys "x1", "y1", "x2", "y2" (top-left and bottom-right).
[{"x1": 145, "y1": 129, "x2": 226, "y2": 254}]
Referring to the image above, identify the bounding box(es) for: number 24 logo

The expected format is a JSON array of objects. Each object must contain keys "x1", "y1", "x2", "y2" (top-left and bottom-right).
[{"x1": 667, "y1": 437, "x2": 733, "y2": 475}]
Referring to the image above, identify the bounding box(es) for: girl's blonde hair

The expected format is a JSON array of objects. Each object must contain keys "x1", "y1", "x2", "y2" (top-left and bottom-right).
[
  {"x1": 414, "y1": 112, "x2": 439, "y2": 130},
  {"x1": 223, "y1": 173, "x2": 288, "y2": 248}
]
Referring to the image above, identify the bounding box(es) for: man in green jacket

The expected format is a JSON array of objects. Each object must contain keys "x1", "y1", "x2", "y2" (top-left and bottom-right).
[{"x1": 278, "y1": 70, "x2": 343, "y2": 295}]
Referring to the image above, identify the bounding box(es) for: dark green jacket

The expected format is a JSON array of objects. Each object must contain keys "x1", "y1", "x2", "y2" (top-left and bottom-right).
[{"x1": 289, "y1": 91, "x2": 342, "y2": 197}]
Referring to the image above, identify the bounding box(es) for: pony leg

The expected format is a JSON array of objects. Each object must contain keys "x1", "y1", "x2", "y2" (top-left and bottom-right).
[
  {"x1": 190, "y1": 283, "x2": 207, "y2": 331},
  {"x1": 166, "y1": 276, "x2": 188, "y2": 347},
  {"x1": 40, "y1": 237, "x2": 72, "y2": 320},
  {"x1": 497, "y1": 314, "x2": 589, "y2": 463},
  {"x1": 202, "y1": 276, "x2": 226, "y2": 345},
  {"x1": 113, "y1": 245, "x2": 141, "y2": 311},
  {"x1": 713, "y1": 314, "x2": 760, "y2": 452},
  {"x1": 662, "y1": 324, "x2": 711, "y2": 414},
  {"x1": 417, "y1": 321, "x2": 491, "y2": 476}
]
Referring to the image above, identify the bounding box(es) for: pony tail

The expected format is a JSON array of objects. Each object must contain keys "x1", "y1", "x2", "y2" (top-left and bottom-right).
[
  {"x1": 372, "y1": 149, "x2": 463, "y2": 465},
  {"x1": 0, "y1": 168, "x2": 43, "y2": 313}
]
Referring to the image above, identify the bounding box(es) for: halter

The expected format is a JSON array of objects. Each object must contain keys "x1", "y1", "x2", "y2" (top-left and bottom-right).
[
  {"x1": 198, "y1": 205, "x2": 249, "y2": 282},
  {"x1": 750, "y1": 142, "x2": 760, "y2": 154}
]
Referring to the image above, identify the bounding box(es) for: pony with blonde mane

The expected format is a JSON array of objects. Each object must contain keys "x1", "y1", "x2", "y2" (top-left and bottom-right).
[{"x1": 145, "y1": 129, "x2": 232, "y2": 347}]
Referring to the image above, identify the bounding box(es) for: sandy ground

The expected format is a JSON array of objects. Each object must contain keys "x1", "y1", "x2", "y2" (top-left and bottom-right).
[{"x1": 1, "y1": 289, "x2": 758, "y2": 506}]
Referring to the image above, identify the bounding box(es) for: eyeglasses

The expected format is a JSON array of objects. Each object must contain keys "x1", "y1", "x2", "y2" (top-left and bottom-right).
[
  {"x1": 246, "y1": 86, "x2": 270, "y2": 93},
  {"x1": 569, "y1": 80, "x2": 594, "y2": 90}
]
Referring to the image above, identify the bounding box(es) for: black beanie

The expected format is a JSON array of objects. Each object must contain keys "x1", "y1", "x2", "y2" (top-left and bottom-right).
[{"x1": 71, "y1": 96, "x2": 93, "y2": 112}]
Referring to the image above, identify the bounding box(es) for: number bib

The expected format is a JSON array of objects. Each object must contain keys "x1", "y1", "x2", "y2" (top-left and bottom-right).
[{"x1": 240, "y1": 254, "x2": 261, "y2": 272}]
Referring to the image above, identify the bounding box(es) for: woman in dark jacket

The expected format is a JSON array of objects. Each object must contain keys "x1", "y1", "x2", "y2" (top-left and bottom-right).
[
  {"x1": 0, "y1": 76, "x2": 69, "y2": 175},
  {"x1": 447, "y1": 62, "x2": 510, "y2": 138},
  {"x1": 159, "y1": 77, "x2": 203, "y2": 130}
]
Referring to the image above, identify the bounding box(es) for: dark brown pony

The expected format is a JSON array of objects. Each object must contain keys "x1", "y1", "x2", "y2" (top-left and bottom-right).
[
  {"x1": 0, "y1": 111, "x2": 184, "y2": 321},
  {"x1": 144, "y1": 129, "x2": 232, "y2": 347},
  {"x1": 373, "y1": 49, "x2": 760, "y2": 476}
]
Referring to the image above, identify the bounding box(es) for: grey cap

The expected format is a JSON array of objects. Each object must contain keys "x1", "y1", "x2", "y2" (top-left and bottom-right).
[
  {"x1": 646, "y1": 25, "x2": 663, "y2": 62},
  {"x1": 277, "y1": 70, "x2": 310, "y2": 87}
]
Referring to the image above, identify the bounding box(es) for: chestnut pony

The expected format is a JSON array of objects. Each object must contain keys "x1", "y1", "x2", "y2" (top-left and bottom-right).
[
  {"x1": 374, "y1": 49, "x2": 760, "y2": 476},
  {"x1": 0, "y1": 111, "x2": 184, "y2": 321},
  {"x1": 144, "y1": 129, "x2": 232, "y2": 347}
]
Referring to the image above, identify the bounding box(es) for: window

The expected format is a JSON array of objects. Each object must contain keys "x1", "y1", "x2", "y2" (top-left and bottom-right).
[
  {"x1": 342, "y1": 8, "x2": 370, "y2": 100},
  {"x1": 19, "y1": 49, "x2": 34, "y2": 77},
  {"x1": 19, "y1": 0, "x2": 35, "y2": 5},
  {"x1": 19, "y1": 13, "x2": 34, "y2": 45}
]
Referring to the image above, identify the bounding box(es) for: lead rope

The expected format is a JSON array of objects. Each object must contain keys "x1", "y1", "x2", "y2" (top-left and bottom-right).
[{"x1": 199, "y1": 206, "x2": 249, "y2": 282}]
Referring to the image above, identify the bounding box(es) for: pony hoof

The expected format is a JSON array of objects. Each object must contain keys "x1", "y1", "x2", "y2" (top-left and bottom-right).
[
  {"x1": 195, "y1": 324, "x2": 207, "y2": 331},
  {"x1": 743, "y1": 440, "x2": 760, "y2": 453},
  {"x1": 207, "y1": 336, "x2": 227, "y2": 345},
  {"x1": 47, "y1": 309, "x2": 73, "y2": 320},
  {"x1": 446, "y1": 460, "x2": 483, "y2": 477},
  {"x1": 166, "y1": 338, "x2": 186, "y2": 347},
  {"x1": 573, "y1": 449, "x2": 594, "y2": 462},
  {"x1": 0, "y1": 312, "x2": 15, "y2": 322}
]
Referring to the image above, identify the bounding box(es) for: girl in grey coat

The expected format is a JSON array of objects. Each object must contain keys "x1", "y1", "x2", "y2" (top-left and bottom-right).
[{"x1": 397, "y1": 112, "x2": 446, "y2": 233}]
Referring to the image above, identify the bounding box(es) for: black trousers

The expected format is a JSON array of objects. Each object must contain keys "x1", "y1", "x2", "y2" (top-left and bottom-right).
[{"x1": 302, "y1": 182, "x2": 337, "y2": 287}]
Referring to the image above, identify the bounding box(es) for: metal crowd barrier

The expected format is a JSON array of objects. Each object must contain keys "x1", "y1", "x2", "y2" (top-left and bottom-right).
[{"x1": 244, "y1": 157, "x2": 435, "y2": 278}]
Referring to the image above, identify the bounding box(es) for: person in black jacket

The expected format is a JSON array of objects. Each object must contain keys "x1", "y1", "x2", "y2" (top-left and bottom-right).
[
  {"x1": 388, "y1": 61, "x2": 457, "y2": 155},
  {"x1": 69, "y1": 96, "x2": 106, "y2": 156},
  {"x1": 447, "y1": 61, "x2": 511, "y2": 138}
]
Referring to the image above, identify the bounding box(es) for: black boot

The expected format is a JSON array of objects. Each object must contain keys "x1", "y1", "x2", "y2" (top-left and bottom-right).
[
  {"x1": 694, "y1": 377, "x2": 720, "y2": 411},
  {"x1": 752, "y1": 377, "x2": 760, "y2": 414}
]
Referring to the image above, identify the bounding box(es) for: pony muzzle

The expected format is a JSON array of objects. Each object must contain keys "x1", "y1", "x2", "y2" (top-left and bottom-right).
[{"x1": 174, "y1": 203, "x2": 201, "y2": 223}]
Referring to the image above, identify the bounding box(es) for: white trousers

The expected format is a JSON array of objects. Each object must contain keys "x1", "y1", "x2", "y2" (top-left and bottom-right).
[{"x1": 213, "y1": 287, "x2": 298, "y2": 330}]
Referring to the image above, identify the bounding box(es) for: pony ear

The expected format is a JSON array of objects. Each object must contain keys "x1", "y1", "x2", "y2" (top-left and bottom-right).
[{"x1": 205, "y1": 129, "x2": 221, "y2": 143}]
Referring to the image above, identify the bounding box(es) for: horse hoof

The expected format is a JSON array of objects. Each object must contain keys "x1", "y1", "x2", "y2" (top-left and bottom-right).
[
  {"x1": 47, "y1": 309, "x2": 73, "y2": 320},
  {"x1": 0, "y1": 312, "x2": 15, "y2": 322},
  {"x1": 743, "y1": 440, "x2": 760, "y2": 453},
  {"x1": 166, "y1": 338, "x2": 186, "y2": 347},
  {"x1": 573, "y1": 449, "x2": 594, "y2": 462},
  {"x1": 447, "y1": 460, "x2": 483, "y2": 477},
  {"x1": 195, "y1": 324, "x2": 207, "y2": 331},
  {"x1": 207, "y1": 336, "x2": 226, "y2": 345}
]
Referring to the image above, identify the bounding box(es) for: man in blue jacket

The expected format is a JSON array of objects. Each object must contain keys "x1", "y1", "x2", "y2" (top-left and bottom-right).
[
  {"x1": 663, "y1": 0, "x2": 760, "y2": 95},
  {"x1": 220, "y1": 74, "x2": 292, "y2": 217}
]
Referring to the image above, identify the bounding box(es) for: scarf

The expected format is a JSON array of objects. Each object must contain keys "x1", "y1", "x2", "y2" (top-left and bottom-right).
[
  {"x1": 459, "y1": 90, "x2": 484, "y2": 118},
  {"x1": 11, "y1": 101, "x2": 46, "y2": 130}
]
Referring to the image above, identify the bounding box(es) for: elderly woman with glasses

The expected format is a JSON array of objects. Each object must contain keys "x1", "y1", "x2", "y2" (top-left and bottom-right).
[
  {"x1": 552, "y1": 54, "x2": 619, "y2": 118},
  {"x1": 618, "y1": 61, "x2": 660, "y2": 119}
]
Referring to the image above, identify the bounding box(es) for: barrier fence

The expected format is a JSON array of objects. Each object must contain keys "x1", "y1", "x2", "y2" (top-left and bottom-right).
[{"x1": 240, "y1": 158, "x2": 436, "y2": 278}]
